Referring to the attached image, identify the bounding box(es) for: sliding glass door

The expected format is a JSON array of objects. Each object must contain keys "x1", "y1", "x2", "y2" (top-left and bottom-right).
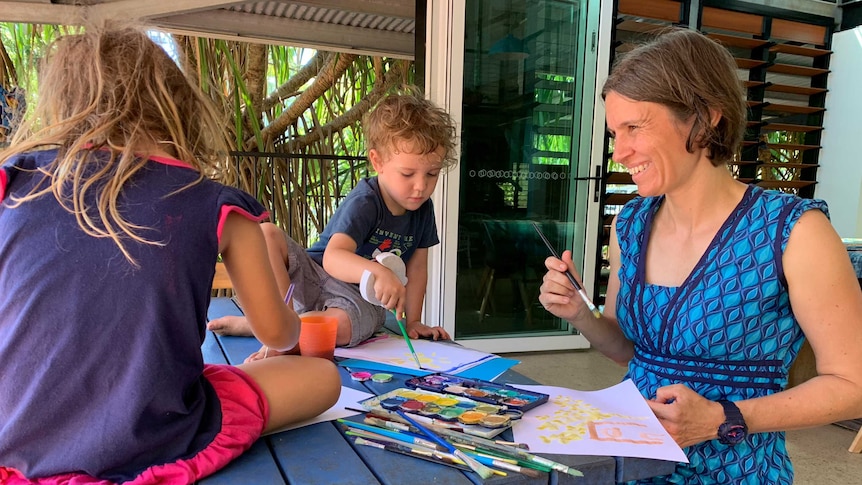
[{"x1": 426, "y1": 0, "x2": 603, "y2": 353}]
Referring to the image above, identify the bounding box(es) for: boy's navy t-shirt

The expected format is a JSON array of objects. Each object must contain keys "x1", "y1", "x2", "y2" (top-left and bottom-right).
[{"x1": 307, "y1": 177, "x2": 439, "y2": 265}]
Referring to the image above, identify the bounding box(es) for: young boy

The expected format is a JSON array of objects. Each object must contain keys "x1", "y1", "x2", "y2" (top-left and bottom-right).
[{"x1": 208, "y1": 92, "x2": 457, "y2": 359}]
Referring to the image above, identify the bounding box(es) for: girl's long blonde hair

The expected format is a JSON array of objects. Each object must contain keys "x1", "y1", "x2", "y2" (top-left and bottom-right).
[{"x1": 1, "y1": 23, "x2": 231, "y2": 265}]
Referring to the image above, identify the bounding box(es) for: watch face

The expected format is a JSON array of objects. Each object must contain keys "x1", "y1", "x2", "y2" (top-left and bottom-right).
[{"x1": 718, "y1": 423, "x2": 747, "y2": 445}]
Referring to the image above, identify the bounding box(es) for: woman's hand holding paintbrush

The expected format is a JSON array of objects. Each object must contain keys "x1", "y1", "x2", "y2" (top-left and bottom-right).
[{"x1": 533, "y1": 222, "x2": 602, "y2": 320}]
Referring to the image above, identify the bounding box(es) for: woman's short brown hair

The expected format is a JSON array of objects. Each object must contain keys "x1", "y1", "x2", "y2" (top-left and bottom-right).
[{"x1": 602, "y1": 28, "x2": 746, "y2": 165}]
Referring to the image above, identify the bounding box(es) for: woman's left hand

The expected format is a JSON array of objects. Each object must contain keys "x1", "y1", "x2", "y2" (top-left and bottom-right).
[{"x1": 646, "y1": 384, "x2": 725, "y2": 448}]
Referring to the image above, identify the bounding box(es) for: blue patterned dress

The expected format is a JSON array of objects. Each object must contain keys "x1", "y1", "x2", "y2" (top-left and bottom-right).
[{"x1": 616, "y1": 185, "x2": 828, "y2": 484}]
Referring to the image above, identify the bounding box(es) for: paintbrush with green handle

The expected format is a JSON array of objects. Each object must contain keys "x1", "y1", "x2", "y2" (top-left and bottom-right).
[{"x1": 392, "y1": 309, "x2": 423, "y2": 369}]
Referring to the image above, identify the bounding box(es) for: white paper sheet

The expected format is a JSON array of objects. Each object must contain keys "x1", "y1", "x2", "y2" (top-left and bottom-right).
[
  {"x1": 266, "y1": 386, "x2": 372, "y2": 435},
  {"x1": 334, "y1": 333, "x2": 496, "y2": 373},
  {"x1": 510, "y1": 380, "x2": 688, "y2": 463}
]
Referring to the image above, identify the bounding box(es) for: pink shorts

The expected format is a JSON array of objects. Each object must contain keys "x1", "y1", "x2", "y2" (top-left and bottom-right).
[{"x1": 0, "y1": 364, "x2": 270, "y2": 485}]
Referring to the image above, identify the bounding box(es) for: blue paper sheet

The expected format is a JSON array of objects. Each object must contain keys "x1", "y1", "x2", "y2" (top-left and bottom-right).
[{"x1": 337, "y1": 356, "x2": 520, "y2": 381}]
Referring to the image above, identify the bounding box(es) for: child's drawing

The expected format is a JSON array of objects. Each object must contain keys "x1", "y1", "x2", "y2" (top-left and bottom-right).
[
  {"x1": 533, "y1": 394, "x2": 656, "y2": 445},
  {"x1": 511, "y1": 380, "x2": 689, "y2": 463},
  {"x1": 334, "y1": 333, "x2": 495, "y2": 373}
]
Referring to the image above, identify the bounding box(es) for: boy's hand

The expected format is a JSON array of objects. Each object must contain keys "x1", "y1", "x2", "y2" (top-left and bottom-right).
[
  {"x1": 406, "y1": 321, "x2": 450, "y2": 341},
  {"x1": 373, "y1": 267, "x2": 407, "y2": 312}
]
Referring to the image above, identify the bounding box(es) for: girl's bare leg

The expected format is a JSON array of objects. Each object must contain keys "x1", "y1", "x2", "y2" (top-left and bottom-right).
[{"x1": 238, "y1": 355, "x2": 341, "y2": 434}]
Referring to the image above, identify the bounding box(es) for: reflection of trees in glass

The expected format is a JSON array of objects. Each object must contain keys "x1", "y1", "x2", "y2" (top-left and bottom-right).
[{"x1": 533, "y1": 73, "x2": 575, "y2": 167}]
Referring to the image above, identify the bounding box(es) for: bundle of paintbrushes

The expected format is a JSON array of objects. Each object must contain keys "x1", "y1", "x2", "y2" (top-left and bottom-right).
[{"x1": 338, "y1": 408, "x2": 583, "y2": 480}]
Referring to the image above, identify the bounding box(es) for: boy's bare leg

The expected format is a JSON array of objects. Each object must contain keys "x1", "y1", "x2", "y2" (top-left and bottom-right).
[{"x1": 208, "y1": 223, "x2": 292, "y2": 337}]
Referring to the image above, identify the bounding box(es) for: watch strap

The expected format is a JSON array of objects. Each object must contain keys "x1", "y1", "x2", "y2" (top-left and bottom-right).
[
  {"x1": 719, "y1": 400, "x2": 743, "y2": 421},
  {"x1": 717, "y1": 399, "x2": 748, "y2": 445}
]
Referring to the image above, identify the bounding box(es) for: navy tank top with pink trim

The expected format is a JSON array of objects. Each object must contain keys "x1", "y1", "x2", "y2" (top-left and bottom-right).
[{"x1": 0, "y1": 149, "x2": 267, "y2": 481}]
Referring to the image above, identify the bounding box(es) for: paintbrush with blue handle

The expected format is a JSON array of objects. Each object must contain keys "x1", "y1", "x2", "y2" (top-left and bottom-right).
[{"x1": 395, "y1": 410, "x2": 495, "y2": 479}]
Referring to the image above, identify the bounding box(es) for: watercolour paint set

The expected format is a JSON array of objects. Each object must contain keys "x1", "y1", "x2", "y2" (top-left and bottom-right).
[
  {"x1": 405, "y1": 373, "x2": 549, "y2": 412},
  {"x1": 359, "y1": 385, "x2": 539, "y2": 438}
]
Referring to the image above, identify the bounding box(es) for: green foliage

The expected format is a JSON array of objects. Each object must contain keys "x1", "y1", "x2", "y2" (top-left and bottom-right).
[
  {"x1": 1, "y1": 22, "x2": 413, "y2": 240},
  {"x1": 0, "y1": 23, "x2": 75, "y2": 107}
]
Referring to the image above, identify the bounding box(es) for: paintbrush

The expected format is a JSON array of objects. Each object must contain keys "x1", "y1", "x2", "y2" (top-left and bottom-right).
[
  {"x1": 347, "y1": 430, "x2": 508, "y2": 477},
  {"x1": 353, "y1": 437, "x2": 473, "y2": 472},
  {"x1": 532, "y1": 222, "x2": 602, "y2": 319},
  {"x1": 337, "y1": 419, "x2": 445, "y2": 451},
  {"x1": 392, "y1": 309, "x2": 423, "y2": 369},
  {"x1": 284, "y1": 283, "x2": 296, "y2": 305},
  {"x1": 345, "y1": 428, "x2": 431, "y2": 451},
  {"x1": 453, "y1": 443, "x2": 552, "y2": 473},
  {"x1": 345, "y1": 407, "x2": 464, "y2": 436},
  {"x1": 395, "y1": 410, "x2": 496, "y2": 480},
  {"x1": 428, "y1": 423, "x2": 583, "y2": 477},
  {"x1": 494, "y1": 439, "x2": 530, "y2": 450},
  {"x1": 457, "y1": 449, "x2": 541, "y2": 478}
]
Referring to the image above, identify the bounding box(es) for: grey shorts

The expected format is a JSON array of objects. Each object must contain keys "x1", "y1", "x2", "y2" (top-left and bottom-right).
[{"x1": 285, "y1": 235, "x2": 386, "y2": 347}]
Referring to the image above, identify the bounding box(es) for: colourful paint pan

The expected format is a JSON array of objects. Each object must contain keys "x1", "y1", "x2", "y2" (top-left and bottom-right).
[
  {"x1": 480, "y1": 414, "x2": 511, "y2": 428},
  {"x1": 380, "y1": 397, "x2": 407, "y2": 410},
  {"x1": 436, "y1": 407, "x2": 465, "y2": 420},
  {"x1": 464, "y1": 389, "x2": 489, "y2": 398},
  {"x1": 419, "y1": 403, "x2": 442, "y2": 416},
  {"x1": 502, "y1": 397, "x2": 529, "y2": 407},
  {"x1": 405, "y1": 373, "x2": 549, "y2": 411},
  {"x1": 358, "y1": 388, "x2": 515, "y2": 439},
  {"x1": 458, "y1": 411, "x2": 485, "y2": 425},
  {"x1": 474, "y1": 404, "x2": 499, "y2": 415},
  {"x1": 399, "y1": 400, "x2": 425, "y2": 412},
  {"x1": 350, "y1": 371, "x2": 373, "y2": 382},
  {"x1": 415, "y1": 394, "x2": 439, "y2": 403},
  {"x1": 434, "y1": 397, "x2": 459, "y2": 407}
]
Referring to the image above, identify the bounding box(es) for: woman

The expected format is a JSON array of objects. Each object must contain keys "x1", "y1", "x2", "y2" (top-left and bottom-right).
[{"x1": 539, "y1": 28, "x2": 862, "y2": 483}]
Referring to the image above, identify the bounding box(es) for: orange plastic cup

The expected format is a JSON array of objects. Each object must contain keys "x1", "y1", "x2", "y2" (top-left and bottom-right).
[{"x1": 298, "y1": 315, "x2": 338, "y2": 360}]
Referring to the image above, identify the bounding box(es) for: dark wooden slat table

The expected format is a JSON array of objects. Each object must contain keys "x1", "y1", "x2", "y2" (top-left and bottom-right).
[{"x1": 199, "y1": 297, "x2": 675, "y2": 484}]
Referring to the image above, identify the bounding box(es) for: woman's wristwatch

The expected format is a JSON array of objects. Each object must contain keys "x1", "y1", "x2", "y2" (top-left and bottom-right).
[{"x1": 717, "y1": 400, "x2": 748, "y2": 445}]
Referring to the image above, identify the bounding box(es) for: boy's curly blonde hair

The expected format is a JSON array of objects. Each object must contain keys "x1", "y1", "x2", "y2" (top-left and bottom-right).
[{"x1": 363, "y1": 89, "x2": 458, "y2": 170}]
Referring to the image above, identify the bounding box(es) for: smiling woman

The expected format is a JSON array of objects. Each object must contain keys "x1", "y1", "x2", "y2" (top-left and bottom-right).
[{"x1": 539, "y1": 27, "x2": 862, "y2": 485}]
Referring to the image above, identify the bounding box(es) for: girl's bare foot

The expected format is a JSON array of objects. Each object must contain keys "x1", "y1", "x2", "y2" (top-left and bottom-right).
[{"x1": 206, "y1": 315, "x2": 254, "y2": 336}]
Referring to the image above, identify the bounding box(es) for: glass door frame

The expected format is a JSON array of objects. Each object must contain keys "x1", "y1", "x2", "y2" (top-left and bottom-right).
[{"x1": 423, "y1": 0, "x2": 610, "y2": 353}]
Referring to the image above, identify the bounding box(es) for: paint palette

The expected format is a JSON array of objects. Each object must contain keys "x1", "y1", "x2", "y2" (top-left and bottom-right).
[
  {"x1": 405, "y1": 373, "x2": 549, "y2": 412},
  {"x1": 359, "y1": 388, "x2": 519, "y2": 438}
]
